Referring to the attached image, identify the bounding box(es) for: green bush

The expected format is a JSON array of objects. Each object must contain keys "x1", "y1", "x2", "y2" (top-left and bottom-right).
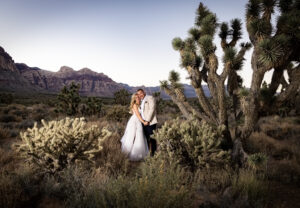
[
  {"x1": 0, "y1": 93, "x2": 14, "y2": 104},
  {"x1": 56, "y1": 82, "x2": 81, "y2": 115},
  {"x1": 114, "y1": 89, "x2": 131, "y2": 106},
  {"x1": 154, "y1": 118, "x2": 231, "y2": 170},
  {"x1": 105, "y1": 105, "x2": 130, "y2": 122},
  {"x1": 248, "y1": 152, "x2": 268, "y2": 171},
  {"x1": 80, "y1": 97, "x2": 103, "y2": 116},
  {"x1": 15, "y1": 117, "x2": 111, "y2": 174}
]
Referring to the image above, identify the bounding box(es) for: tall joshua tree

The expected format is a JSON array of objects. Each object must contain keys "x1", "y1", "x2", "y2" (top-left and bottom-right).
[
  {"x1": 242, "y1": 0, "x2": 300, "y2": 137},
  {"x1": 161, "y1": 1, "x2": 299, "y2": 152},
  {"x1": 161, "y1": 3, "x2": 251, "y2": 144}
]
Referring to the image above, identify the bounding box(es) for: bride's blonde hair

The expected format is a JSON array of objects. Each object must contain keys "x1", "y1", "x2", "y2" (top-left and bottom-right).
[{"x1": 129, "y1": 93, "x2": 140, "y2": 114}]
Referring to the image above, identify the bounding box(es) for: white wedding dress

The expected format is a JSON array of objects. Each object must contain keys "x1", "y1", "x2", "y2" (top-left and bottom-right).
[{"x1": 120, "y1": 112, "x2": 149, "y2": 161}]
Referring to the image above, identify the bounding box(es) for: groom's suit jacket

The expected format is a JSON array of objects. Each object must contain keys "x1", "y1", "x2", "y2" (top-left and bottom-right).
[{"x1": 140, "y1": 95, "x2": 157, "y2": 126}]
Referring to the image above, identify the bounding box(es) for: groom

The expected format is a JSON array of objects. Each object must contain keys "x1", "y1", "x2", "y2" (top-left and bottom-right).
[{"x1": 136, "y1": 89, "x2": 157, "y2": 156}]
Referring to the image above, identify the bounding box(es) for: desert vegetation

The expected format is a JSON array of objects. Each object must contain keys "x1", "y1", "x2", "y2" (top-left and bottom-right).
[{"x1": 0, "y1": 1, "x2": 299, "y2": 208}]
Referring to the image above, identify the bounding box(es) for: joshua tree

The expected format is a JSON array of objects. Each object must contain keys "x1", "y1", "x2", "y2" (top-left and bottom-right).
[
  {"x1": 161, "y1": 1, "x2": 299, "y2": 161},
  {"x1": 86, "y1": 97, "x2": 103, "y2": 116},
  {"x1": 241, "y1": 0, "x2": 300, "y2": 137},
  {"x1": 161, "y1": 3, "x2": 251, "y2": 143},
  {"x1": 57, "y1": 82, "x2": 81, "y2": 115},
  {"x1": 114, "y1": 89, "x2": 131, "y2": 106}
]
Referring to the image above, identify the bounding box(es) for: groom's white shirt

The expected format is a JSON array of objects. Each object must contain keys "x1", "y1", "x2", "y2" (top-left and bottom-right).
[
  {"x1": 140, "y1": 96, "x2": 146, "y2": 120},
  {"x1": 139, "y1": 94, "x2": 157, "y2": 126}
]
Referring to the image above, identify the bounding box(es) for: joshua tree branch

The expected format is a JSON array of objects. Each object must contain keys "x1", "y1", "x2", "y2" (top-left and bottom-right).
[{"x1": 276, "y1": 65, "x2": 300, "y2": 105}]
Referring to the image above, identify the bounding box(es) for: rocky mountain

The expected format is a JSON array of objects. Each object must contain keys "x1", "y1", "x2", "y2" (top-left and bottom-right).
[
  {"x1": 15, "y1": 64, "x2": 123, "y2": 97},
  {"x1": 0, "y1": 46, "x2": 41, "y2": 92},
  {"x1": 0, "y1": 46, "x2": 202, "y2": 98},
  {"x1": 120, "y1": 83, "x2": 206, "y2": 98}
]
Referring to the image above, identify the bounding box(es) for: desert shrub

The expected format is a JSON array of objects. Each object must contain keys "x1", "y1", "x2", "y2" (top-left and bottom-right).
[
  {"x1": 105, "y1": 105, "x2": 130, "y2": 122},
  {"x1": 80, "y1": 97, "x2": 103, "y2": 117},
  {"x1": 55, "y1": 165, "x2": 91, "y2": 205},
  {"x1": 15, "y1": 117, "x2": 111, "y2": 174},
  {"x1": 11, "y1": 109, "x2": 25, "y2": 117},
  {"x1": 193, "y1": 168, "x2": 233, "y2": 193},
  {"x1": 96, "y1": 132, "x2": 130, "y2": 176},
  {"x1": 0, "y1": 128, "x2": 10, "y2": 140},
  {"x1": 248, "y1": 152, "x2": 268, "y2": 171},
  {"x1": 0, "y1": 148, "x2": 19, "y2": 171},
  {"x1": 9, "y1": 129, "x2": 19, "y2": 138},
  {"x1": 87, "y1": 97, "x2": 103, "y2": 115},
  {"x1": 1, "y1": 107, "x2": 10, "y2": 114},
  {"x1": 154, "y1": 118, "x2": 231, "y2": 170},
  {"x1": 231, "y1": 169, "x2": 268, "y2": 207},
  {"x1": 75, "y1": 157, "x2": 192, "y2": 208},
  {"x1": 128, "y1": 157, "x2": 192, "y2": 207},
  {"x1": 0, "y1": 114, "x2": 18, "y2": 122},
  {"x1": 0, "y1": 171, "x2": 27, "y2": 208},
  {"x1": 1, "y1": 122, "x2": 14, "y2": 129},
  {"x1": 40, "y1": 165, "x2": 108, "y2": 207},
  {"x1": 0, "y1": 165, "x2": 40, "y2": 208},
  {"x1": 114, "y1": 89, "x2": 131, "y2": 105},
  {"x1": 15, "y1": 119, "x2": 34, "y2": 129},
  {"x1": 267, "y1": 159, "x2": 300, "y2": 184},
  {"x1": 7, "y1": 104, "x2": 18, "y2": 111},
  {"x1": 0, "y1": 93, "x2": 14, "y2": 104}
]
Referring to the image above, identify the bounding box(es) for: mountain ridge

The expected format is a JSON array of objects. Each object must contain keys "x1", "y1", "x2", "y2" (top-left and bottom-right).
[{"x1": 0, "y1": 46, "x2": 204, "y2": 98}]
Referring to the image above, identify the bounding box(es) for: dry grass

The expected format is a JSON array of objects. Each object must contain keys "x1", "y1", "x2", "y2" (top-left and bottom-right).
[
  {"x1": 248, "y1": 132, "x2": 297, "y2": 159},
  {"x1": 267, "y1": 159, "x2": 300, "y2": 183},
  {"x1": 257, "y1": 116, "x2": 300, "y2": 141},
  {"x1": 246, "y1": 115, "x2": 300, "y2": 185},
  {"x1": 0, "y1": 128, "x2": 10, "y2": 140},
  {"x1": 95, "y1": 131, "x2": 131, "y2": 176},
  {"x1": 0, "y1": 148, "x2": 20, "y2": 171},
  {"x1": 247, "y1": 116, "x2": 300, "y2": 161},
  {"x1": 0, "y1": 164, "x2": 41, "y2": 208}
]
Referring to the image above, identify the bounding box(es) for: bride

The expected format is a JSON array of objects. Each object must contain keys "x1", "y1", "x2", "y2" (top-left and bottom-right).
[{"x1": 120, "y1": 93, "x2": 149, "y2": 161}]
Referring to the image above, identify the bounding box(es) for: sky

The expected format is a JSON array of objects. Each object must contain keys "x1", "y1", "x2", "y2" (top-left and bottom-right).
[{"x1": 0, "y1": 0, "x2": 269, "y2": 87}]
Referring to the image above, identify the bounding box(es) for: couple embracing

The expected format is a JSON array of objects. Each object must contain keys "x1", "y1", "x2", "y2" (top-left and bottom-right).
[{"x1": 120, "y1": 89, "x2": 157, "y2": 161}]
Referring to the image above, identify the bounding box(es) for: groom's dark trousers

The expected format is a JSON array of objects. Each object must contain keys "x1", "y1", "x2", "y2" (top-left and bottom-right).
[{"x1": 142, "y1": 124, "x2": 157, "y2": 156}]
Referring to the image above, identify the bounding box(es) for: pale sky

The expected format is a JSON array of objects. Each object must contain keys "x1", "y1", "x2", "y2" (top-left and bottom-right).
[{"x1": 0, "y1": 0, "x2": 272, "y2": 87}]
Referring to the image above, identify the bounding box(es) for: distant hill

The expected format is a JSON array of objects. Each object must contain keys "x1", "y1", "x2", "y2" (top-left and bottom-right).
[
  {"x1": 0, "y1": 45, "x2": 208, "y2": 98},
  {"x1": 0, "y1": 46, "x2": 42, "y2": 93}
]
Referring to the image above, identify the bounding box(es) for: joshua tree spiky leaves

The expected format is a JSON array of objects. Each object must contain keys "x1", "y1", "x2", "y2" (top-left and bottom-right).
[
  {"x1": 161, "y1": 3, "x2": 251, "y2": 144},
  {"x1": 161, "y1": 1, "x2": 299, "y2": 164},
  {"x1": 242, "y1": 0, "x2": 300, "y2": 137}
]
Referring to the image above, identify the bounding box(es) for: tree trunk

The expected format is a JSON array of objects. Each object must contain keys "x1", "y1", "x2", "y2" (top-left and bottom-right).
[{"x1": 269, "y1": 67, "x2": 284, "y2": 95}]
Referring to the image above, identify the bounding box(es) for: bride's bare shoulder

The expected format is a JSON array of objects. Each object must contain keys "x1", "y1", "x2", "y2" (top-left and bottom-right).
[{"x1": 132, "y1": 103, "x2": 138, "y2": 109}]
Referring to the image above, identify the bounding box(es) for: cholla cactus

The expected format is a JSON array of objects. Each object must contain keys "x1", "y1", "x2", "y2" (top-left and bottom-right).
[
  {"x1": 154, "y1": 118, "x2": 231, "y2": 170},
  {"x1": 16, "y1": 117, "x2": 111, "y2": 174}
]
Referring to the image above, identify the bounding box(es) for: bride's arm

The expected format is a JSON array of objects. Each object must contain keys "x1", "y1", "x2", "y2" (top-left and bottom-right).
[{"x1": 133, "y1": 104, "x2": 147, "y2": 125}]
